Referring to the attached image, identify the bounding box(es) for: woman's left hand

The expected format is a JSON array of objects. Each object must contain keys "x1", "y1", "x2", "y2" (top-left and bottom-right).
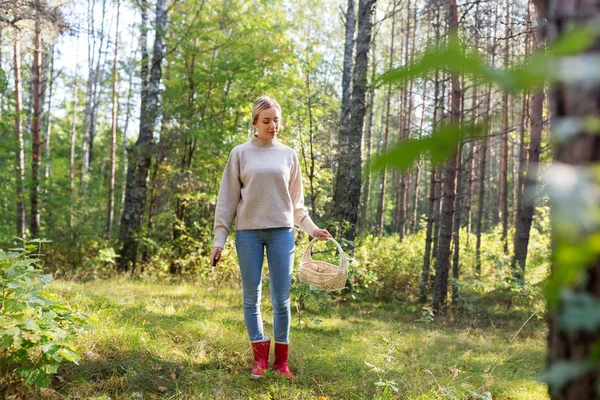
[{"x1": 313, "y1": 229, "x2": 333, "y2": 241}]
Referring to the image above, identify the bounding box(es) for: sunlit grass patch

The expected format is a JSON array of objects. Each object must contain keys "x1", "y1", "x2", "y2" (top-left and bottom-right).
[{"x1": 30, "y1": 279, "x2": 551, "y2": 399}]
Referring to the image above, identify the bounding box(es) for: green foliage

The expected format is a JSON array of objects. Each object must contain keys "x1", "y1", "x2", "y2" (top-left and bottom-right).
[
  {"x1": 380, "y1": 24, "x2": 600, "y2": 92},
  {"x1": 0, "y1": 239, "x2": 91, "y2": 388},
  {"x1": 372, "y1": 121, "x2": 487, "y2": 171},
  {"x1": 354, "y1": 233, "x2": 425, "y2": 301}
]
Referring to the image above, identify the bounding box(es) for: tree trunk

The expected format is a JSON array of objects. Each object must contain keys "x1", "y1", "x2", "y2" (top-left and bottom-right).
[
  {"x1": 88, "y1": 0, "x2": 108, "y2": 168},
  {"x1": 476, "y1": 83, "x2": 491, "y2": 274},
  {"x1": 511, "y1": 1, "x2": 543, "y2": 286},
  {"x1": 332, "y1": 0, "x2": 377, "y2": 243},
  {"x1": 107, "y1": 0, "x2": 120, "y2": 239},
  {"x1": 13, "y1": 28, "x2": 26, "y2": 239},
  {"x1": 375, "y1": 7, "x2": 395, "y2": 237},
  {"x1": 30, "y1": 15, "x2": 42, "y2": 237},
  {"x1": 69, "y1": 74, "x2": 78, "y2": 231},
  {"x1": 340, "y1": 0, "x2": 356, "y2": 143},
  {"x1": 498, "y1": 0, "x2": 511, "y2": 254},
  {"x1": 82, "y1": 0, "x2": 97, "y2": 183},
  {"x1": 118, "y1": 0, "x2": 168, "y2": 272},
  {"x1": 358, "y1": 40, "x2": 377, "y2": 235},
  {"x1": 43, "y1": 45, "x2": 55, "y2": 184},
  {"x1": 420, "y1": 165, "x2": 436, "y2": 303},
  {"x1": 542, "y1": 0, "x2": 600, "y2": 396},
  {"x1": 121, "y1": 43, "x2": 137, "y2": 216},
  {"x1": 433, "y1": 0, "x2": 461, "y2": 313},
  {"x1": 452, "y1": 143, "x2": 464, "y2": 304}
]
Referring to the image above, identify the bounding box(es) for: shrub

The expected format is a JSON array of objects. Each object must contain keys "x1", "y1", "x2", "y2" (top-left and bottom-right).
[{"x1": 0, "y1": 239, "x2": 91, "y2": 388}]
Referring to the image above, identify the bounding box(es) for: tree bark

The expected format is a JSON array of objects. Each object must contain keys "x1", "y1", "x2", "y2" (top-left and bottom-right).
[
  {"x1": 340, "y1": 0, "x2": 356, "y2": 145},
  {"x1": 332, "y1": 0, "x2": 377, "y2": 243},
  {"x1": 543, "y1": 0, "x2": 600, "y2": 396},
  {"x1": 82, "y1": 0, "x2": 97, "y2": 183},
  {"x1": 358, "y1": 40, "x2": 377, "y2": 235},
  {"x1": 43, "y1": 45, "x2": 54, "y2": 184},
  {"x1": 512, "y1": 85, "x2": 542, "y2": 285},
  {"x1": 107, "y1": 0, "x2": 120, "y2": 239},
  {"x1": 30, "y1": 14, "x2": 42, "y2": 237},
  {"x1": 498, "y1": 0, "x2": 511, "y2": 254},
  {"x1": 433, "y1": 0, "x2": 461, "y2": 313},
  {"x1": 118, "y1": 0, "x2": 168, "y2": 272},
  {"x1": 13, "y1": 28, "x2": 26, "y2": 239},
  {"x1": 375, "y1": 5, "x2": 396, "y2": 237}
]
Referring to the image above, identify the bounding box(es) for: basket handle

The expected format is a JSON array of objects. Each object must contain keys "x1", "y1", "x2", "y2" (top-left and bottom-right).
[{"x1": 302, "y1": 237, "x2": 347, "y2": 270}]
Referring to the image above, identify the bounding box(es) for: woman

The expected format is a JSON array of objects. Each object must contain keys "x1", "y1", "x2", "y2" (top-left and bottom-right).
[{"x1": 210, "y1": 96, "x2": 332, "y2": 378}]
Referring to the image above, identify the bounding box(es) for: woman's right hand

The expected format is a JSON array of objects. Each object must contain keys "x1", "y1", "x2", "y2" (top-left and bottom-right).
[{"x1": 210, "y1": 247, "x2": 223, "y2": 266}]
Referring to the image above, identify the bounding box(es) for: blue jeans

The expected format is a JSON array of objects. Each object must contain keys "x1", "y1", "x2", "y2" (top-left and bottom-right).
[{"x1": 235, "y1": 228, "x2": 295, "y2": 344}]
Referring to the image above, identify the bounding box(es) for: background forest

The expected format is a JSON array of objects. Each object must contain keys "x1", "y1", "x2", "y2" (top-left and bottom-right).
[{"x1": 0, "y1": 0, "x2": 599, "y2": 399}]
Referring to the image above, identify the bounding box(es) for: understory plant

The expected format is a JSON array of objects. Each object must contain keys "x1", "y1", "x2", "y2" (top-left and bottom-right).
[{"x1": 0, "y1": 238, "x2": 91, "y2": 388}]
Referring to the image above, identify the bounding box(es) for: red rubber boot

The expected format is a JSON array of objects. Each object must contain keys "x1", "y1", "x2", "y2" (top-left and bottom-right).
[
  {"x1": 274, "y1": 342, "x2": 295, "y2": 377},
  {"x1": 250, "y1": 339, "x2": 270, "y2": 378}
]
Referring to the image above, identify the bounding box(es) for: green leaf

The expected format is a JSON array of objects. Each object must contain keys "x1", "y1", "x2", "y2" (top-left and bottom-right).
[
  {"x1": 0, "y1": 333, "x2": 13, "y2": 350},
  {"x1": 57, "y1": 348, "x2": 79, "y2": 363},
  {"x1": 546, "y1": 25, "x2": 599, "y2": 57},
  {"x1": 544, "y1": 361, "x2": 592, "y2": 391},
  {"x1": 21, "y1": 319, "x2": 40, "y2": 332},
  {"x1": 372, "y1": 122, "x2": 487, "y2": 172},
  {"x1": 34, "y1": 373, "x2": 51, "y2": 388},
  {"x1": 2, "y1": 326, "x2": 22, "y2": 347},
  {"x1": 558, "y1": 290, "x2": 600, "y2": 334}
]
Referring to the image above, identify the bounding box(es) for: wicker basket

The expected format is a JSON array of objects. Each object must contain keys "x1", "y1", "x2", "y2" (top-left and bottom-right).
[{"x1": 298, "y1": 238, "x2": 347, "y2": 291}]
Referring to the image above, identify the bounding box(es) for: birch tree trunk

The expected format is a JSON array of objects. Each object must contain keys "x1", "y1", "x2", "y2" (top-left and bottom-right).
[
  {"x1": 30, "y1": 14, "x2": 42, "y2": 237},
  {"x1": 118, "y1": 0, "x2": 167, "y2": 272},
  {"x1": 82, "y1": 0, "x2": 97, "y2": 183},
  {"x1": 43, "y1": 45, "x2": 54, "y2": 184},
  {"x1": 107, "y1": 0, "x2": 120, "y2": 239},
  {"x1": 340, "y1": 0, "x2": 356, "y2": 142},
  {"x1": 13, "y1": 28, "x2": 26, "y2": 239}
]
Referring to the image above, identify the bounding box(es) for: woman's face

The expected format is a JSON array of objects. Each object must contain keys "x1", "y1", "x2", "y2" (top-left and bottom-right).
[{"x1": 254, "y1": 106, "x2": 281, "y2": 140}]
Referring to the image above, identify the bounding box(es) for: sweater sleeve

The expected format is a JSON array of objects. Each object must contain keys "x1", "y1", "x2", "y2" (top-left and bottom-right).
[
  {"x1": 289, "y1": 151, "x2": 319, "y2": 236},
  {"x1": 213, "y1": 149, "x2": 241, "y2": 248}
]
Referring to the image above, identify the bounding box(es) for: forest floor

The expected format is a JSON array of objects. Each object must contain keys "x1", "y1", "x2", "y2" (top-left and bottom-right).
[{"x1": 19, "y1": 278, "x2": 547, "y2": 400}]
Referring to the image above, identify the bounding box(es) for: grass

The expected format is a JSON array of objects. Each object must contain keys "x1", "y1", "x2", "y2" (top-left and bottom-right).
[{"x1": 14, "y1": 276, "x2": 550, "y2": 400}]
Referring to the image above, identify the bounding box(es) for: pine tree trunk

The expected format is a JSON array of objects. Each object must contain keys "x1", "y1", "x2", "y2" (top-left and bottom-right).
[
  {"x1": 476, "y1": 83, "x2": 491, "y2": 274},
  {"x1": 13, "y1": 28, "x2": 26, "y2": 239},
  {"x1": 118, "y1": 0, "x2": 168, "y2": 272},
  {"x1": 358, "y1": 41, "x2": 377, "y2": 235},
  {"x1": 107, "y1": 0, "x2": 120, "y2": 239},
  {"x1": 30, "y1": 15, "x2": 42, "y2": 237},
  {"x1": 420, "y1": 164, "x2": 436, "y2": 303},
  {"x1": 332, "y1": 0, "x2": 376, "y2": 243},
  {"x1": 498, "y1": 0, "x2": 511, "y2": 254},
  {"x1": 375, "y1": 7, "x2": 395, "y2": 237},
  {"x1": 512, "y1": 1, "x2": 543, "y2": 286},
  {"x1": 452, "y1": 143, "x2": 464, "y2": 304},
  {"x1": 433, "y1": 0, "x2": 461, "y2": 313}
]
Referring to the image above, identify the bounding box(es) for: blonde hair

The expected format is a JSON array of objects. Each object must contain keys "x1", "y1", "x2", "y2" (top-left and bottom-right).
[{"x1": 252, "y1": 96, "x2": 282, "y2": 125}]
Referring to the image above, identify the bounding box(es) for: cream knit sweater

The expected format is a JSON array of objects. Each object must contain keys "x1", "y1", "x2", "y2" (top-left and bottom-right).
[{"x1": 212, "y1": 136, "x2": 319, "y2": 249}]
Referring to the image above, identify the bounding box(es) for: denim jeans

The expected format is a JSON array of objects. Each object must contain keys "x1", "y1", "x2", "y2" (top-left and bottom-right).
[{"x1": 235, "y1": 228, "x2": 295, "y2": 344}]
